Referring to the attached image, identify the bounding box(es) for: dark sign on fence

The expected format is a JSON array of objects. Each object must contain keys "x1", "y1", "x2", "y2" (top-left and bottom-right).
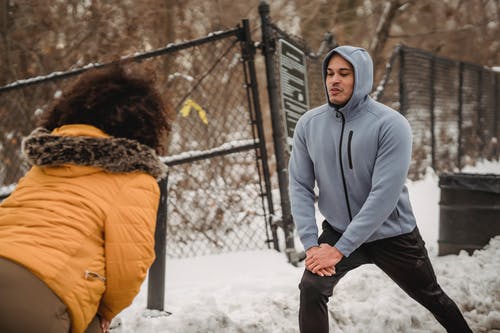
[{"x1": 278, "y1": 38, "x2": 309, "y2": 147}]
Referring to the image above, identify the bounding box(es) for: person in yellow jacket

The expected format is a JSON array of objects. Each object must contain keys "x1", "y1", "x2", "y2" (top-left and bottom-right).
[{"x1": 0, "y1": 64, "x2": 172, "y2": 333}]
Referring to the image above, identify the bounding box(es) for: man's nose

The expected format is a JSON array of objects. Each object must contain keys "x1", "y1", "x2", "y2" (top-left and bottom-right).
[{"x1": 331, "y1": 75, "x2": 340, "y2": 84}]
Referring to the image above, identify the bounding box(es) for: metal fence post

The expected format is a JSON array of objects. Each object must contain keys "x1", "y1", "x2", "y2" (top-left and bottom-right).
[
  {"x1": 398, "y1": 46, "x2": 406, "y2": 116},
  {"x1": 494, "y1": 74, "x2": 499, "y2": 157},
  {"x1": 430, "y1": 56, "x2": 436, "y2": 170},
  {"x1": 240, "y1": 19, "x2": 279, "y2": 251},
  {"x1": 477, "y1": 69, "x2": 484, "y2": 153},
  {"x1": 457, "y1": 62, "x2": 464, "y2": 170},
  {"x1": 147, "y1": 173, "x2": 168, "y2": 311},
  {"x1": 258, "y1": 1, "x2": 298, "y2": 264}
]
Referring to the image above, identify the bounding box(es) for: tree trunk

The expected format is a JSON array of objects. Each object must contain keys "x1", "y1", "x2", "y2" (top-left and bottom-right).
[
  {"x1": 162, "y1": 0, "x2": 176, "y2": 75},
  {"x1": 0, "y1": 0, "x2": 12, "y2": 85},
  {"x1": 369, "y1": 0, "x2": 402, "y2": 67}
]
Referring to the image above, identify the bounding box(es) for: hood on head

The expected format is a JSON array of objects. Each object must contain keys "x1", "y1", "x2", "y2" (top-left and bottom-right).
[{"x1": 322, "y1": 45, "x2": 373, "y2": 109}]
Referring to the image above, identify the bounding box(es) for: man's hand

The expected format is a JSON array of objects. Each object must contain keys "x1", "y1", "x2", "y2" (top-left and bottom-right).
[{"x1": 305, "y1": 243, "x2": 344, "y2": 276}]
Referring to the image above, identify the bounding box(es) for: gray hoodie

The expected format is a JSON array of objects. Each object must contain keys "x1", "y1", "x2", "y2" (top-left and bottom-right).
[{"x1": 288, "y1": 46, "x2": 417, "y2": 257}]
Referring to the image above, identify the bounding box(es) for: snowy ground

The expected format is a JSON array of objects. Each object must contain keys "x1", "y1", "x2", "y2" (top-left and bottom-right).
[{"x1": 114, "y1": 160, "x2": 500, "y2": 333}]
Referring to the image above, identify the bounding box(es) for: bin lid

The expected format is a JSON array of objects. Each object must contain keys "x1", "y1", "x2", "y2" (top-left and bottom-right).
[{"x1": 439, "y1": 173, "x2": 500, "y2": 194}]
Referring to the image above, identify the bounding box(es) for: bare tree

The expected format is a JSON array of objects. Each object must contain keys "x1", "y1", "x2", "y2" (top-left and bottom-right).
[
  {"x1": 369, "y1": 0, "x2": 407, "y2": 67},
  {"x1": 1, "y1": 0, "x2": 499, "y2": 185}
]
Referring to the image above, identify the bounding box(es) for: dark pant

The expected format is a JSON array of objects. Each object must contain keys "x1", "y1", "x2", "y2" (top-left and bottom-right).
[
  {"x1": 299, "y1": 222, "x2": 472, "y2": 333},
  {"x1": 0, "y1": 257, "x2": 101, "y2": 333}
]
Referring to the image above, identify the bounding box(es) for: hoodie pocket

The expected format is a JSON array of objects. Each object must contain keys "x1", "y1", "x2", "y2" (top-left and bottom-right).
[{"x1": 347, "y1": 130, "x2": 353, "y2": 169}]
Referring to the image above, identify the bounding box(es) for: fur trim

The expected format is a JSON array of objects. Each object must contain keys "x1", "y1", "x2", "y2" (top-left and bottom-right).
[{"x1": 22, "y1": 128, "x2": 167, "y2": 180}]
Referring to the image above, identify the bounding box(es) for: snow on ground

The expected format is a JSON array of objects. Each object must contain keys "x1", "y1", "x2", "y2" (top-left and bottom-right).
[{"x1": 114, "y1": 160, "x2": 500, "y2": 333}]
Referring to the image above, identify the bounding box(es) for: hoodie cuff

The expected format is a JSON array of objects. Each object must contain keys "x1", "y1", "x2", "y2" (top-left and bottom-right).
[
  {"x1": 334, "y1": 235, "x2": 357, "y2": 257},
  {"x1": 301, "y1": 234, "x2": 319, "y2": 252}
]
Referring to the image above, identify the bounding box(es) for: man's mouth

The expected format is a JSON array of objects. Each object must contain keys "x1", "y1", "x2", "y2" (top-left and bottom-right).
[{"x1": 329, "y1": 87, "x2": 342, "y2": 95}]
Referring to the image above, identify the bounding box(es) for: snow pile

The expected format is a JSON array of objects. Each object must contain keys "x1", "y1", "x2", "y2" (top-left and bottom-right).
[
  {"x1": 110, "y1": 160, "x2": 500, "y2": 333},
  {"x1": 115, "y1": 237, "x2": 500, "y2": 333}
]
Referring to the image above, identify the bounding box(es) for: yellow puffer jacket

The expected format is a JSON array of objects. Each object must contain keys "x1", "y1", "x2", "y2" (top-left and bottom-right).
[{"x1": 0, "y1": 124, "x2": 167, "y2": 333}]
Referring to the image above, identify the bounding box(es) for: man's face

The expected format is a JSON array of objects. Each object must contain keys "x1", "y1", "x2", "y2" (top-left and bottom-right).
[{"x1": 325, "y1": 54, "x2": 354, "y2": 106}]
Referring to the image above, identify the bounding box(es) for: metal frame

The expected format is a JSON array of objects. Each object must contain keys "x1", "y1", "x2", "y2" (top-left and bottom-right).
[{"x1": 258, "y1": 1, "x2": 298, "y2": 264}]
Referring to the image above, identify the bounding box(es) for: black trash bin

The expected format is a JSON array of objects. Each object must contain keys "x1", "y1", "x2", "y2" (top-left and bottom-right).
[{"x1": 438, "y1": 173, "x2": 500, "y2": 256}]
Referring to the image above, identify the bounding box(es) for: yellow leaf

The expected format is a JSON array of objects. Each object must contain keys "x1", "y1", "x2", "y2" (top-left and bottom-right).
[
  {"x1": 197, "y1": 109, "x2": 208, "y2": 125},
  {"x1": 180, "y1": 99, "x2": 192, "y2": 117},
  {"x1": 179, "y1": 98, "x2": 208, "y2": 125}
]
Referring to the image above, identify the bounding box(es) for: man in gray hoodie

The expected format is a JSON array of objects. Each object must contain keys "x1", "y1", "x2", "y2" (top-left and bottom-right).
[{"x1": 288, "y1": 45, "x2": 472, "y2": 333}]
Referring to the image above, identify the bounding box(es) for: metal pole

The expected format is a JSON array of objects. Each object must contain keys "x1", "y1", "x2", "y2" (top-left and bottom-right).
[
  {"x1": 147, "y1": 174, "x2": 168, "y2": 311},
  {"x1": 430, "y1": 56, "x2": 436, "y2": 171},
  {"x1": 258, "y1": 1, "x2": 298, "y2": 264},
  {"x1": 477, "y1": 69, "x2": 484, "y2": 153},
  {"x1": 240, "y1": 19, "x2": 279, "y2": 251},
  {"x1": 398, "y1": 46, "x2": 406, "y2": 116},
  {"x1": 494, "y1": 73, "x2": 499, "y2": 160},
  {"x1": 457, "y1": 63, "x2": 464, "y2": 170}
]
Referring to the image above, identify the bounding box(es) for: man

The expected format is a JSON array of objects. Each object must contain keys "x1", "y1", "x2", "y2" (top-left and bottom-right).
[{"x1": 288, "y1": 45, "x2": 472, "y2": 333}]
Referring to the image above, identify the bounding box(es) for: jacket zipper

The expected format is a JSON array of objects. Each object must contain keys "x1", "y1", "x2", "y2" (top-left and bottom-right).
[
  {"x1": 336, "y1": 110, "x2": 353, "y2": 221},
  {"x1": 347, "y1": 130, "x2": 353, "y2": 169}
]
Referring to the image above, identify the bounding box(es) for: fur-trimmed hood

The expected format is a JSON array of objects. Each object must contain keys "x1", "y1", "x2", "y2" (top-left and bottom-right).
[{"x1": 22, "y1": 126, "x2": 167, "y2": 180}]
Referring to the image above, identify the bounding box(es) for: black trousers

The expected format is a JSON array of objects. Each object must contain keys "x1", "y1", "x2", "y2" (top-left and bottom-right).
[{"x1": 299, "y1": 221, "x2": 472, "y2": 333}]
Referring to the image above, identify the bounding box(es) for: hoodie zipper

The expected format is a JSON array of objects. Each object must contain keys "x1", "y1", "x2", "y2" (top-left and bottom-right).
[
  {"x1": 336, "y1": 110, "x2": 353, "y2": 221},
  {"x1": 347, "y1": 130, "x2": 354, "y2": 169}
]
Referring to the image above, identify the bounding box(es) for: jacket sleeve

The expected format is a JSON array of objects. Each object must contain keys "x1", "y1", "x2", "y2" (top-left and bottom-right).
[
  {"x1": 288, "y1": 117, "x2": 319, "y2": 251},
  {"x1": 335, "y1": 114, "x2": 412, "y2": 257},
  {"x1": 98, "y1": 175, "x2": 159, "y2": 320}
]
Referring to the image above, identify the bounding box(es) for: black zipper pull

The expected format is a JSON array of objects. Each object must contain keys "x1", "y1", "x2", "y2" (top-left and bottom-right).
[{"x1": 348, "y1": 130, "x2": 354, "y2": 169}]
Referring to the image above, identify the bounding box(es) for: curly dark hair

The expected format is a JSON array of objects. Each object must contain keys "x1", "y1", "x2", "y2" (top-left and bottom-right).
[{"x1": 39, "y1": 64, "x2": 172, "y2": 153}]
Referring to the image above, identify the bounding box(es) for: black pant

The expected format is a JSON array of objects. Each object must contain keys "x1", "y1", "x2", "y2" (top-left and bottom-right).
[{"x1": 299, "y1": 221, "x2": 472, "y2": 333}]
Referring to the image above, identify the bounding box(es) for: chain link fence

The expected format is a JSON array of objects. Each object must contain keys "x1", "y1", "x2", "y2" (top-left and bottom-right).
[
  {"x1": 0, "y1": 82, "x2": 54, "y2": 187},
  {"x1": 377, "y1": 45, "x2": 499, "y2": 179},
  {"x1": 2, "y1": 9, "x2": 499, "y2": 263},
  {"x1": 257, "y1": 18, "x2": 499, "y2": 183},
  {"x1": 160, "y1": 28, "x2": 275, "y2": 258},
  {"x1": 0, "y1": 25, "x2": 276, "y2": 259}
]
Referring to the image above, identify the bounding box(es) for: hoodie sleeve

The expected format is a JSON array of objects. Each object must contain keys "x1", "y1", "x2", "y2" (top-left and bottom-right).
[
  {"x1": 334, "y1": 113, "x2": 413, "y2": 257},
  {"x1": 288, "y1": 117, "x2": 319, "y2": 251}
]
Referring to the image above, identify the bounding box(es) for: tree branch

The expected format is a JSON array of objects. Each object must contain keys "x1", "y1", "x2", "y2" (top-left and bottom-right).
[{"x1": 369, "y1": 0, "x2": 403, "y2": 65}]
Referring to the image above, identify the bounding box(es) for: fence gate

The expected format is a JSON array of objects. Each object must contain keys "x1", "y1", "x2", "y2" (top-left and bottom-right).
[
  {"x1": 148, "y1": 20, "x2": 279, "y2": 309},
  {"x1": 156, "y1": 21, "x2": 277, "y2": 259}
]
